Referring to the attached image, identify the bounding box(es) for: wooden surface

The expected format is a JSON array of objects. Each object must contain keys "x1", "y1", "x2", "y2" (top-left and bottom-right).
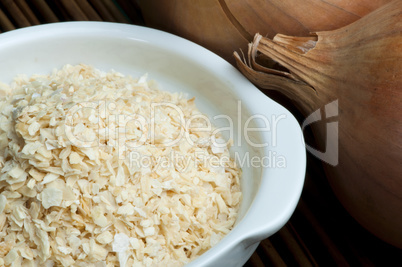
[{"x1": 0, "y1": 1, "x2": 401, "y2": 266}]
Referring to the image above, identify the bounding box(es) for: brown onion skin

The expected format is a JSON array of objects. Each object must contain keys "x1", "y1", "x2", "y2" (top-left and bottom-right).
[
  {"x1": 138, "y1": 0, "x2": 392, "y2": 64},
  {"x1": 235, "y1": 1, "x2": 402, "y2": 248}
]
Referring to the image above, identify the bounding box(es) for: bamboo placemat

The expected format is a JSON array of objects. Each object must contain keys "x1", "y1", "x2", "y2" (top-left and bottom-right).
[{"x1": 0, "y1": 1, "x2": 401, "y2": 266}]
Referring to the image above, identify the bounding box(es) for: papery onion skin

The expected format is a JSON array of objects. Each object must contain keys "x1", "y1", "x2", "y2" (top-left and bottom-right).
[
  {"x1": 235, "y1": 0, "x2": 402, "y2": 248},
  {"x1": 138, "y1": 0, "x2": 392, "y2": 64}
]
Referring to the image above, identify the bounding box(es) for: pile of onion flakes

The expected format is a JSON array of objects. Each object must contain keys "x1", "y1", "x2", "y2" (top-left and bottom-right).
[{"x1": 0, "y1": 64, "x2": 241, "y2": 266}]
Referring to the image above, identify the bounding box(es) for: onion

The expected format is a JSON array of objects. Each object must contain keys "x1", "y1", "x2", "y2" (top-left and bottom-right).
[
  {"x1": 235, "y1": 0, "x2": 402, "y2": 248},
  {"x1": 138, "y1": 0, "x2": 391, "y2": 64}
]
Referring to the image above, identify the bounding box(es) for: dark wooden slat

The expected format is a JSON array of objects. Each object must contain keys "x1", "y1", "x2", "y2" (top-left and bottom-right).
[
  {"x1": 0, "y1": 7, "x2": 15, "y2": 31},
  {"x1": 276, "y1": 224, "x2": 315, "y2": 267},
  {"x1": 51, "y1": 0, "x2": 72, "y2": 21},
  {"x1": 297, "y1": 199, "x2": 350, "y2": 266},
  {"x1": 115, "y1": 0, "x2": 144, "y2": 24},
  {"x1": 101, "y1": 0, "x2": 129, "y2": 23},
  {"x1": 30, "y1": 0, "x2": 59, "y2": 22},
  {"x1": 88, "y1": 0, "x2": 115, "y2": 21},
  {"x1": 259, "y1": 239, "x2": 287, "y2": 266},
  {"x1": 15, "y1": 0, "x2": 40, "y2": 25},
  {"x1": 75, "y1": 0, "x2": 102, "y2": 21},
  {"x1": 59, "y1": 0, "x2": 89, "y2": 21},
  {"x1": 245, "y1": 252, "x2": 266, "y2": 267},
  {"x1": 287, "y1": 223, "x2": 318, "y2": 266},
  {"x1": 0, "y1": 0, "x2": 31, "y2": 27}
]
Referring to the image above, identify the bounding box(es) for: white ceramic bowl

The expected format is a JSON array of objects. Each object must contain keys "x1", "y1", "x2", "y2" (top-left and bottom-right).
[{"x1": 0, "y1": 22, "x2": 306, "y2": 266}]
